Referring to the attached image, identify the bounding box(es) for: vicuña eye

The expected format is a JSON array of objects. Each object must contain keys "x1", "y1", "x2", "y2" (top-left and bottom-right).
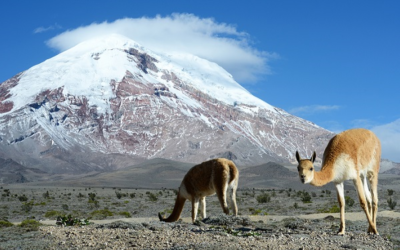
[{"x1": 310, "y1": 168, "x2": 313, "y2": 171}]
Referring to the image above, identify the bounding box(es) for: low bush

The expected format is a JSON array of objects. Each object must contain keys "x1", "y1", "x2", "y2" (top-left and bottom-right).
[
  {"x1": 90, "y1": 209, "x2": 113, "y2": 219},
  {"x1": 21, "y1": 201, "x2": 34, "y2": 213},
  {"x1": 0, "y1": 220, "x2": 13, "y2": 228},
  {"x1": 43, "y1": 191, "x2": 50, "y2": 199},
  {"x1": 18, "y1": 195, "x2": 28, "y2": 202},
  {"x1": 388, "y1": 197, "x2": 397, "y2": 210},
  {"x1": 118, "y1": 211, "x2": 131, "y2": 218},
  {"x1": 19, "y1": 219, "x2": 42, "y2": 231},
  {"x1": 387, "y1": 189, "x2": 395, "y2": 196},
  {"x1": 88, "y1": 192, "x2": 96, "y2": 202},
  {"x1": 45, "y1": 210, "x2": 64, "y2": 218},
  {"x1": 299, "y1": 191, "x2": 312, "y2": 203},
  {"x1": 248, "y1": 208, "x2": 263, "y2": 215},
  {"x1": 56, "y1": 215, "x2": 91, "y2": 226},
  {"x1": 256, "y1": 193, "x2": 271, "y2": 203},
  {"x1": 147, "y1": 192, "x2": 158, "y2": 202},
  {"x1": 317, "y1": 204, "x2": 340, "y2": 213},
  {"x1": 345, "y1": 196, "x2": 355, "y2": 207}
]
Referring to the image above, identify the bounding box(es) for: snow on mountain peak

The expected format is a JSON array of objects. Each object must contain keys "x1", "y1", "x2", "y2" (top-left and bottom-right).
[
  {"x1": 0, "y1": 34, "x2": 335, "y2": 173},
  {"x1": 4, "y1": 34, "x2": 275, "y2": 116}
]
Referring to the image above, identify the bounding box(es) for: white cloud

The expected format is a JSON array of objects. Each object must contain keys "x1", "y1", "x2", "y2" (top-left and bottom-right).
[
  {"x1": 46, "y1": 14, "x2": 276, "y2": 83},
  {"x1": 289, "y1": 105, "x2": 340, "y2": 115},
  {"x1": 350, "y1": 119, "x2": 377, "y2": 129},
  {"x1": 371, "y1": 118, "x2": 400, "y2": 163},
  {"x1": 34, "y1": 24, "x2": 61, "y2": 34}
]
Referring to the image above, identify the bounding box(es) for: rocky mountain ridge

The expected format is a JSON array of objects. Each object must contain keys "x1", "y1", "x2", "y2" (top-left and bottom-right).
[{"x1": 0, "y1": 34, "x2": 334, "y2": 175}]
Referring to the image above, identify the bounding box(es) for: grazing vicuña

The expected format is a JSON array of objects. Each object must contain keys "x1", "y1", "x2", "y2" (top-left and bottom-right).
[{"x1": 158, "y1": 158, "x2": 239, "y2": 223}]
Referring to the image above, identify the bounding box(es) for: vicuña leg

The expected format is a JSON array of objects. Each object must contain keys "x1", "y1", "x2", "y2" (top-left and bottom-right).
[
  {"x1": 353, "y1": 177, "x2": 378, "y2": 234},
  {"x1": 191, "y1": 197, "x2": 200, "y2": 222},
  {"x1": 335, "y1": 183, "x2": 346, "y2": 235},
  {"x1": 368, "y1": 173, "x2": 379, "y2": 234},
  {"x1": 216, "y1": 184, "x2": 229, "y2": 214},
  {"x1": 200, "y1": 197, "x2": 206, "y2": 219},
  {"x1": 229, "y1": 184, "x2": 238, "y2": 216},
  {"x1": 361, "y1": 175, "x2": 373, "y2": 217}
]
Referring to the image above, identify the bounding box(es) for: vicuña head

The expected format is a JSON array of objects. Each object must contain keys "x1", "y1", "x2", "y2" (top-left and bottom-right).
[
  {"x1": 296, "y1": 128, "x2": 381, "y2": 235},
  {"x1": 158, "y1": 158, "x2": 239, "y2": 223}
]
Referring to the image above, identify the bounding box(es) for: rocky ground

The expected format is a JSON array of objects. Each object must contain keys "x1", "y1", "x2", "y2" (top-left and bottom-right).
[
  {"x1": 0, "y1": 215, "x2": 396, "y2": 249},
  {"x1": 0, "y1": 186, "x2": 399, "y2": 249}
]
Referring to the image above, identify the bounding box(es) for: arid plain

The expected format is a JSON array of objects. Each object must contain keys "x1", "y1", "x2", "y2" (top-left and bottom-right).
[{"x1": 1, "y1": 159, "x2": 400, "y2": 249}]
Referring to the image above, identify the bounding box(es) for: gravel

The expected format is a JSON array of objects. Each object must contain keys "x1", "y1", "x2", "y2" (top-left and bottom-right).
[{"x1": 1, "y1": 214, "x2": 394, "y2": 250}]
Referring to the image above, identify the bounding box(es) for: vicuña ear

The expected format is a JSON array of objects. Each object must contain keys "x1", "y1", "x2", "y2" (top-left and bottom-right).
[
  {"x1": 310, "y1": 151, "x2": 317, "y2": 163},
  {"x1": 295, "y1": 151, "x2": 301, "y2": 163}
]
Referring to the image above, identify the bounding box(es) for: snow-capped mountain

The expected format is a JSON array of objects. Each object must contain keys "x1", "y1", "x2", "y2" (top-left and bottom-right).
[{"x1": 0, "y1": 34, "x2": 334, "y2": 174}]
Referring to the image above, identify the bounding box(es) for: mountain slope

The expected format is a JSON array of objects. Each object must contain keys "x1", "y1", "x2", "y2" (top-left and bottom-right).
[
  {"x1": 0, "y1": 157, "x2": 49, "y2": 184},
  {"x1": 0, "y1": 34, "x2": 334, "y2": 174}
]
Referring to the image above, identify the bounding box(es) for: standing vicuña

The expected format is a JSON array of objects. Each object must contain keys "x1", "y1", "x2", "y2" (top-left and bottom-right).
[
  {"x1": 295, "y1": 128, "x2": 381, "y2": 235},
  {"x1": 158, "y1": 158, "x2": 239, "y2": 223}
]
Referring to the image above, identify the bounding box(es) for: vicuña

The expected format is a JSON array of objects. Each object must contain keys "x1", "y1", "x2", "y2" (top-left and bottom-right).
[
  {"x1": 158, "y1": 158, "x2": 239, "y2": 223},
  {"x1": 295, "y1": 128, "x2": 381, "y2": 235}
]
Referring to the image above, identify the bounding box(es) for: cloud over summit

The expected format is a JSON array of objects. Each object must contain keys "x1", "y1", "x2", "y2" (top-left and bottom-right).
[{"x1": 47, "y1": 14, "x2": 275, "y2": 83}]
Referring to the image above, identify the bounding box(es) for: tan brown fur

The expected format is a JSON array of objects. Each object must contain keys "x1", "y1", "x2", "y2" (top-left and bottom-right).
[
  {"x1": 296, "y1": 128, "x2": 381, "y2": 235},
  {"x1": 158, "y1": 158, "x2": 239, "y2": 223}
]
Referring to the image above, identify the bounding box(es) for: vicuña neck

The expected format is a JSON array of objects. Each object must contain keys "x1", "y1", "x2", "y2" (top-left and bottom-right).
[{"x1": 310, "y1": 166, "x2": 334, "y2": 187}]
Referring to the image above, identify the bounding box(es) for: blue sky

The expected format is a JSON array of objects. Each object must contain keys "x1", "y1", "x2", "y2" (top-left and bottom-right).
[{"x1": 1, "y1": 1, "x2": 399, "y2": 162}]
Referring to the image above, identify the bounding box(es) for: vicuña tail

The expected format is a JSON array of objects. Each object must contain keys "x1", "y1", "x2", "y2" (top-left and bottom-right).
[
  {"x1": 158, "y1": 193, "x2": 186, "y2": 222},
  {"x1": 228, "y1": 161, "x2": 238, "y2": 185}
]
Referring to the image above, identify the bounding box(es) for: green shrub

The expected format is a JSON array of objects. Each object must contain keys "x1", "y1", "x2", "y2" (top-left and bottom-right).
[
  {"x1": 388, "y1": 197, "x2": 397, "y2": 210},
  {"x1": 248, "y1": 208, "x2": 262, "y2": 215},
  {"x1": 43, "y1": 191, "x2": 50, "y2": 199},
  {"x1": 0, "y1": 220, "x2": 13, "y2": 228},
  {"x1": 21, "y1": 201, "x2": 34, "y2": 213},
  {"x1": 88, "y1": 192, "x2": 96, "y2": 202},
  {"x1": 317, "y1": 204, "x2": 340, "y2": 213},
  {"x1": 256, "y1": 193, "x2": 271, "y2": 203},
  {"x1": 147, "y1": 192, "x2": 158, "y2": 202},
  {"x1": 87, "y1": 193, "x2": 99, "y2": 208},
  {"x1": 56, "y1": 215, "x2": 91, "y2": 226},
  {"x1": 118, "y1": 211, "x2": 131, "y2": 218},
  {"x1": 115, "y1": 191, "x2": 123, "y2": 199},
  {"x1": 90, "y1": 209, "x2": 113, "y2": 219},
  {"x1": 18, "y1": 195, "x2": 28, "y2": 202},
  {"x1": 300, "y1": 191, "x2": 312, "y2": 203},
  {"x1": 45, "y1": 210, "x2": 64, "y2": 218},
  {"x1": 3, "y1": 189, "x2": 10, "y2": 197},
  {"x1": 19, "y1": 219, "x2": 42, "y2": 231},
  {"x1": 345, "y1": 196, "x2": 355, "y2": 207},
  {"x1": 387, "y1": 189, "x2": 395, "y2": 196}
]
